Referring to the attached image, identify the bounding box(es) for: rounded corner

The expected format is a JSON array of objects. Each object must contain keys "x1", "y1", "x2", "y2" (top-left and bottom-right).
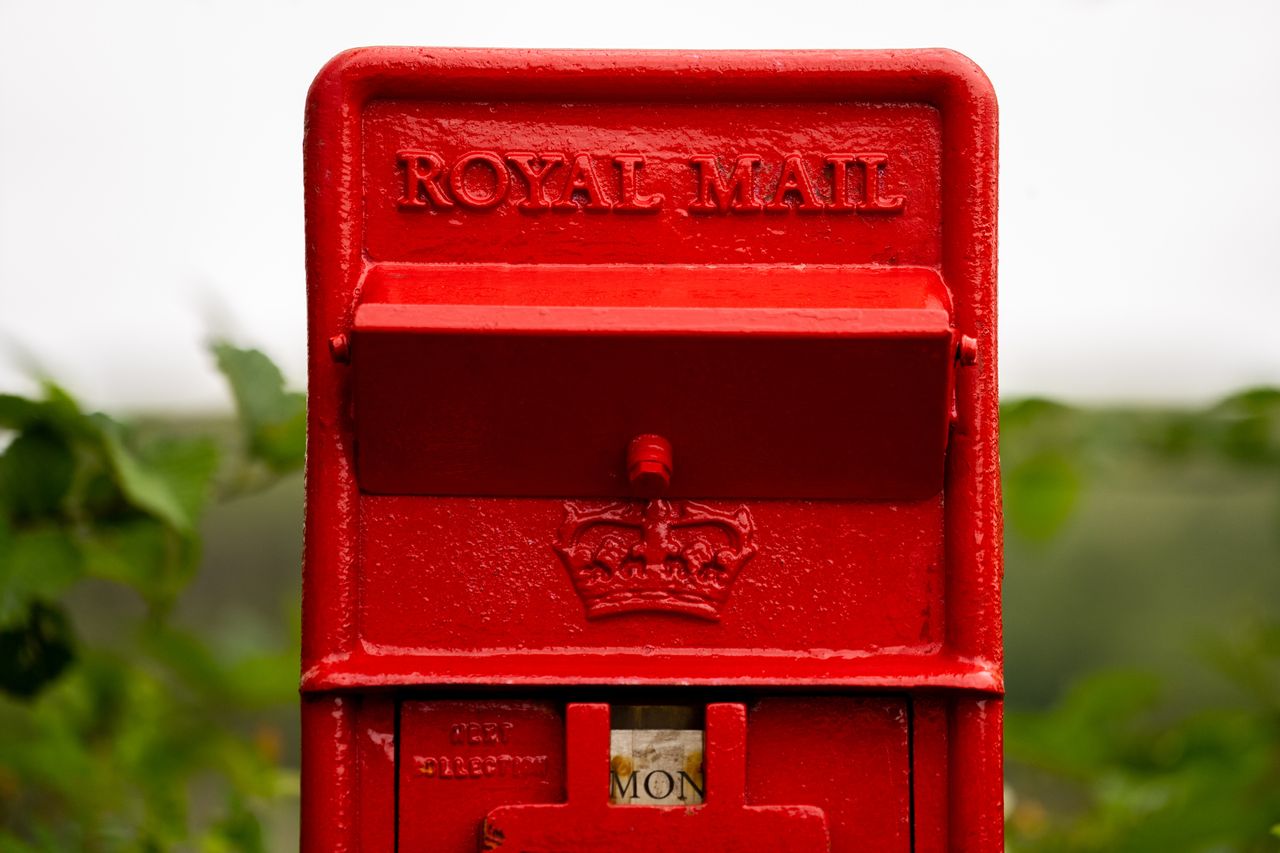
[
  {"x1": 306, "y1": 46, "x2": 393, "y2": 114},
  {"x1": 920, "y1": 48, "x2": 998, "y2": 115}
]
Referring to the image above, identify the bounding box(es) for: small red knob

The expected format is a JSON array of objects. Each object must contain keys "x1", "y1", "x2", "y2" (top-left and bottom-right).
[
  {"x1": 328, "y1": 333, "x2": 350, "y2": 364},
  {"x1": 627, "y1": 434, "x2": 672, "y2": 498}
]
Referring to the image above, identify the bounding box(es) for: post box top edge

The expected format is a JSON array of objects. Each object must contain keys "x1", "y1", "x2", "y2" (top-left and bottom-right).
[{"x1": 305, "y1": 46, "x2": 996, "y2": 116}]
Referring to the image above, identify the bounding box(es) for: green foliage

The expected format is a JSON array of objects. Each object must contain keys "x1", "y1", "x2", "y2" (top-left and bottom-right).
[
  {"x1": 0, "y1": 345, "x2": 303, "y2": 851},
  {"x1": 1005, "y1": 626, "x2": 1280, "y2": 852},
  {"x1": 210, "y1": 344, "x2": 306, "y2": 478},
  {"x1": 999, "y1": 390, "x2": 1280, "y2": 545},
  {"x1": 1002, "y1": 390, "x2": 1280, "y2": 851},
  {"x1": 1001, "y1": 400, "x2": 1083, "y2": 542}
]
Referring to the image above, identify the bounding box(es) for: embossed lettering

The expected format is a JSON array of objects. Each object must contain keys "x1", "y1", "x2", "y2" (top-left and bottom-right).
[
  {"x1": 854, "y1": 152, "x2": 905, "y2": 212},
  {"x1": 688, "y1": 155, "x2": 763, "y2": 213},
  {"x1": 448, "y1": 151, "x2": 509, "y2": 209},
  {"x1": 392, "y1": 150, "x2": 907, "y2": 215},
  {"x1": 825, "y1": 154, "x2": 859, "y2": 212},
  {"x1": 554, "y1": 153, "x2": 612, "y2": 211},
  {"x1": 397, "y1": 150, "x2": 454, "y2": 209},
  {"x1": 449, "y1": 720, "x2": 515, "y2": 745},
  {"x1": 418, "y1": 753, "x2": 549, "y2": 780},
  {"x1": 612, "y1": 155, "x2": 664, "y2": 212},
  {"x1": 517, "y1": 755, "x2": 547, "y2": 775},
  {"x1": 507, "y1": 151, "x2": 564, "y2": 211},
  {"x1": 764, "y1": 154, "x2": 822, "y2": 212}
]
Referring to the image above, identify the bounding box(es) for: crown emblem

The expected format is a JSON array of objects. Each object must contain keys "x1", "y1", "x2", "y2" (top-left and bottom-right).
[{"x1": 554, "y1": 499, "x2": 756, "y2": 621}]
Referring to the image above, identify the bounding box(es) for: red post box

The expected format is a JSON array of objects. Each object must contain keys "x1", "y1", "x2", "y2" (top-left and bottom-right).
[{"x1": 303, "y1": 48, "x2": 1000, "y2": 852}]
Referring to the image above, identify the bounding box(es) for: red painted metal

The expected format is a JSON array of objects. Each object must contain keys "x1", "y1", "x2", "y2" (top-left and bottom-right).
[
  {"x1": 304, "y1": 48, "x2": 1000, "y2": 851},
  {"x1": 399, "y1": 701, "x2": 567, "y2": 850},
  {"x1": 351, "y1": 268, "x2": 955, "y2": 500},
  {"x1": 745, "y1": 696, "x2": 913, "y2": 850}
]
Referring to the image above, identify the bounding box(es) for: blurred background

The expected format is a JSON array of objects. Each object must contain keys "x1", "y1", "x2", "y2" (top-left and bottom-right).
[{"x1": 1, "y1": 1, "x2": 1277, "y2": 850}]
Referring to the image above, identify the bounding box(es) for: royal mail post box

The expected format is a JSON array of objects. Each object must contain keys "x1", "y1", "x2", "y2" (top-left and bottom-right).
[{"x1": 302, "y1": 49, "x2": 1001, "y2": 852}]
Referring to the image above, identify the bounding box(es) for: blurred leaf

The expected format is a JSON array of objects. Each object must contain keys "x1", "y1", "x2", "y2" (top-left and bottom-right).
[
  {"x1": 79, "y1": 469, "x2": 131, "y2": 521},
  {"x1": 1008, "y1": 625, "x2": 1280, "y2": 852},
  {"x1": 1198, "y1": 624, "x2": 1280, "y2": 711},
  {"x1": 0, "y1": 602, "x2": 74, "y2": 699},
  {"x1": 0, "y1": 385, "x2": 92, "y2": 439},
  {"x1": 0, "y1": 526, "x2": 82, "y2": 627},
  {"x1": 1211, "y1": 387, "x2": 1280, "y2": 466},
  {"x1": 1007, "y1": 671, "x2": 1163, "y2": 777},
  {"x1": 0, "y1": 394, "x2": 44, "y2": 430},
  {"x1": 0, "y1": 361, "x2": 297, "y2": 848},
  {"x1": 0, "y1": 429, "x2": 75, "y2": 519},
  {"x1": 137, "y1": 435, "x2": 221, "y2": 522},
  {"x1": 80, "y1": 518, "x2": 192, "y2": 606},
  {"x1": 141, "y1": 623, "x2": 227, "y2": 698},
  {"x1": 140, "y1": 623, "x2": 298, "y2": 711},
  {"x1": 212, "y1": 343, "x2": 306, "y2": 473},
  {"x1": 1001, "y1": 397, "x2": 1074, "y2": 434},
  {"x1": 93, "y1": 414, "x2": 198, "y2": 533},
  {"x1": 1004, "y1": 451, "x2": 1082, "y2": 542},
  {"x1": 201, "y1": 794, "x2": 265, "y2": 853}
]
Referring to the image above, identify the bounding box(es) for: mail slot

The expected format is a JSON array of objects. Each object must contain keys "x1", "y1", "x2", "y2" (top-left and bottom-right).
[{"x1": 302, "y1": 48, "x2": 1002, "y2": 851}]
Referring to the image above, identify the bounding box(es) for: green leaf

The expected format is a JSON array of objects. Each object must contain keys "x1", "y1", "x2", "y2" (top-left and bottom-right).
[
  {"x1": 92, "y1": 415, "x2": 196, "y2": 533},
  {"x1": 1211, "y1": 387, "x2": 1280, "y2": 466},
  {"x1": 211, "y1": 343, "x2": 306, "y2": 473},
  {"x1": 136, "y1": 436, "x2": 221, "y2": 522},
  {"x1": 0, "y1": 381, "x2": 296, "y2": 846},
  {"x1": 1004, "y1": 450, "x2": 1082, "y2": 542},
  {"x1": 1000, "y1": 397, "x2": 1073, "y2": 434},
  {"x1": 0, "y1": 602, "x2": 75, "y2": 698},
  {"x1": 0, "y1": 394, "x2": 44, "y2": 430},
  {"x1": 0, "y1": 428, "x2": 75, "y2": 519},
  {"x1": 0, "y1": 527, "x2": 83, "y2": 627},
  {"x1": 80, "y1": 518, "x2": 194, "y2": 607},
  {"x1": 1006, "y1": 670, "x2": 1163, "y2": 777},
  {"x1": 0, "y1": 384, "x2": 96, "y2": 441}
]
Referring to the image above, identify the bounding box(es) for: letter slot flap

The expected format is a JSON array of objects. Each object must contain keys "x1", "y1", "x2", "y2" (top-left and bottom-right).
[{"x1": 350, "y1": 264, "x2": 957, "y2": 500}]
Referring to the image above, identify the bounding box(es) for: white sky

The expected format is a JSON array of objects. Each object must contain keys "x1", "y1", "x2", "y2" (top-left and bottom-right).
[{"x1": 1, "y1": 0, "x2": 1277, "y2": 410}]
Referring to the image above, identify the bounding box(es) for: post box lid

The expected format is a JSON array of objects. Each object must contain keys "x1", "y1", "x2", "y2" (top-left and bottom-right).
[{"x1": 350, "y1": 263, "x2": 956, "y2": 500}]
